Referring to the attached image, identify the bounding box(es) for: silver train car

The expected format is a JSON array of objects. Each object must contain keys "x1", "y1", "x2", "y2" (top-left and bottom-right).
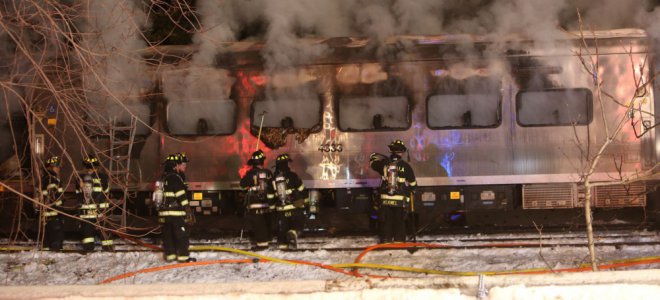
[{"x1": 5, "y1": 29, "x2": 659, "y2": 231}]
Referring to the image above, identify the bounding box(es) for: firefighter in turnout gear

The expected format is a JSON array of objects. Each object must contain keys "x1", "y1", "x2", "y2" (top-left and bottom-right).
[
  {"x1": 271, "y1": 153, "x2": 307, "y2": 249},
  {"x1": 39, "y1": 156, "x2": 65, "y2": 251},
  {"x1": 75, "y1": 156, "x2": 114, "y2": 251},
  {"x1": 175, "y1": 152, "x2": 195, "y2": 225},
  {"x1": 369, "y1": 139, "x2": 417, "y2": 243},
  {"x1": 239, "y1": 150, "x2": 274, "y2": 250},
  {"x1": 159, "y1": 153, "x2": 195, "y2": 263}
]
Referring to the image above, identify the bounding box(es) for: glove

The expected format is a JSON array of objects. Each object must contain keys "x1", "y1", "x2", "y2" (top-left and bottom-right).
[
  {"x1": 370, "y1": 153, "x2": 386, "y2": 163},
  {"x1": 293, "y1": 199, "x2": 305, "y2": 208}
]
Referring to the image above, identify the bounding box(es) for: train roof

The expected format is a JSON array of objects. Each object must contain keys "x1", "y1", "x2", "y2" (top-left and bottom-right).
[{"x1": 142, "y1": 28, "x2": 650, "y2": 67}]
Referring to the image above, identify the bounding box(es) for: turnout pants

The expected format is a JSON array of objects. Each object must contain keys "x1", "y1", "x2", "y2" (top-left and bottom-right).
[
  {"x1": 161, "y1": 216, "x2": 190, "y2": 262},
  {"x1": 275, "y1": 208, "x2": 304, "y2": 246},
  {"x1": 80, "y1": 217, "x2": 114, "y2": 251},
  {"x1": 44, "y1": 216, "x2": 64, "y2": 251},
  {"x1": 378, "y1": 205, "x2": 407, "y2": 243},
  {"x1": 247, "y1": 210, "x2": 271, "y2": 247}
]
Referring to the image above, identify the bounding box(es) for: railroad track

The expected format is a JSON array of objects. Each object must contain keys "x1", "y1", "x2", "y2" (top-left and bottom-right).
[
  {"x1": 2, "y1": 229, "x2": 657, "y2": 253},
  {"x1": 7, "y1": 240, "x2": 657, "y2": 253}
]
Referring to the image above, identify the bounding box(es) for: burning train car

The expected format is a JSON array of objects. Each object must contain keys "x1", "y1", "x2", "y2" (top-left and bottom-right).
[{"x1": 3, "y1": 29, "x2": 659, "y2": 234}]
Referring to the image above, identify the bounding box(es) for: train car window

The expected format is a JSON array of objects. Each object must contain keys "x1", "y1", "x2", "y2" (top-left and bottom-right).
[
  {"x1": 426, "y1": 73, "x2": 501, "y2": 129},
  {"x1": 516, "y1": 88, "x2": 592, "y2": 126},
  {"x1": 338, "y1": 96, "x2": 410, "y2": 131},
  {"x1": 167, "y1": 100, "x2": 236, "y2": 135},
  {"x1": 251, "y1": 97, "x2": 322, "y2": 130},
  {"x1": 427, "y1": 94, "x2": 501, "y2": 129}
]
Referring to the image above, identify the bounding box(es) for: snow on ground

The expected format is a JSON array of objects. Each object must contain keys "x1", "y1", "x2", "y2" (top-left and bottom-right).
[
  {"x1": 1, "y1": 230, "x2": 659, "y2": 299},
  {"x1": 2, "y1": 244, "x2": 658, "y2": 285}
]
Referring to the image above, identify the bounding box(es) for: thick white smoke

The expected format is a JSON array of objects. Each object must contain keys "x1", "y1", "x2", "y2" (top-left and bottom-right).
[
  {"x1": 185, "y1": 0, "x2": 660, "y2": 80},
  {"x1": 67, "y1": 0, "x2": 660, "y2": 134},
  {"x1": 80, "y1": 0, "x2": 151, "y2": 104},
  {"x1": 192, "y1": 0, "x2": 238, "y2": 67},
  {"x1": 565, "y1": 0, "x2": 647, "y2": 29}
]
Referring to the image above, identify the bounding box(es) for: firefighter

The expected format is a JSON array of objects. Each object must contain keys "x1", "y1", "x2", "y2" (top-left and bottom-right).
[
  {"x1": 369, "y1": 139, "x2": 417, "y2": 243},
  {"x1": 239, "y1": 150, "x2": 274, "y2": 250},
  {"x1": 39, "y1": 156, "x2": 65, "y2": 251},
  {"x1": 271, "y1": 153, "x2": 307, "y2": 249},
  {"x1": 75, "y1": 156, "x2": 114, "y2": 251},
  {"x1": 159, "y1": 153, "x2": 195, "y2": 263}
]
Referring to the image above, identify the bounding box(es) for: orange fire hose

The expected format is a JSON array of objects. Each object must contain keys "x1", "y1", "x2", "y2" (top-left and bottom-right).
[
  {"x1": 100, "y1": 259, "x2": 256, "y2": 284},
  {"x1": 99, "y1": 258, "x2": 374, "y2": 284},
  {"x1": 96, "y1": 241, "x2": 660, "y2": 284},
  {"x1": 352, "y1": 242, "x2": 449, "y2": 277},
  {"x1": 352, "y1": 242, "x2": 660, "y2": 277}
]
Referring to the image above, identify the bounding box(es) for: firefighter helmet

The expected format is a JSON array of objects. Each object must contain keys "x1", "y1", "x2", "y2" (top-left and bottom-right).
[
  {"x1": 83, "y1": 156, "x2": 100, "y2": 168},
  {"x1": 388, "y1": 139, "x2": 407, "y2": 152},
  {"x1": 275, "y1": 153, "x2": 291, "y2": 170},
  {"x1": 166, "y1": 153, "x2": 182, "y2": 164},
  {"x1": 248, "y1": 150, "x2": 265, "y2": 166},
  {"x1": 163, "y1": 153, "x2": 180, "y2": 171},
  {"x1": 46, "y1": 156, "x2": 61, "y2": 167},
  {"x1": 276, "y1": 153, "x2": 292, "y2": 162},
  {"x1": 179, "y1": 152, "x2": 189, "y2": 163}
]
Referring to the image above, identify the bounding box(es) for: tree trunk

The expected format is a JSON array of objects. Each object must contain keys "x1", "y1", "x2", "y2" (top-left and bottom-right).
[{"x1": 584, "y1": 182, "x2": 599, "y2": 271}]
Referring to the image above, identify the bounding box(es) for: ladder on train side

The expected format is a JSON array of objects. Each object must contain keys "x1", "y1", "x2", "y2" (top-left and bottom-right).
[{"x1": 109, "y1": 115, "x2": 137, "y2": 228}]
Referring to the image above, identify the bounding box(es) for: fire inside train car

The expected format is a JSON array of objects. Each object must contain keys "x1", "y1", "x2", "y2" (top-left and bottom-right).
[{"x1": 2, "y1": 29, "x2": 659, "y2": 238}]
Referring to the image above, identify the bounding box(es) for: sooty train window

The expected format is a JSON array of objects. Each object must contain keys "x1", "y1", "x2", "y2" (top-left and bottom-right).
[
  {"x1": 426, "y1": 75, "x2": 501, "y2": 129},
  {"x1": 427, "y1": 94, "x2": 501, "y2": 129},
  {"x1": 251, "y1": 96, "x2": 322, "y2": 130},
  {"x1": 338, "y1": 96, "x2": 410, "y2": 131},
  {"x1": 167, "y1": 100, "x2": 236, "y2": 135},
  {"x1": 516, "y1": 88, "x2": 592, "y2": 126}
]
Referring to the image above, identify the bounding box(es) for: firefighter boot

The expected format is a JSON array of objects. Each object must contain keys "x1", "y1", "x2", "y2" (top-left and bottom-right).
[
  {"x1": 101, "y1": 240, "x2": 115, "y2": 252},
  {"x1": 286, "y1": 230, "x2": 298, "y2": 249},
  {"x1": 178, "y1": 257, "x2": 197, "y2": 263},
  {"x1": 164, "y1": 254, "x2": 177, "y2": 263},
  {"x1": 252, "y1": 242, "x2": 269, "y2": 251}
]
